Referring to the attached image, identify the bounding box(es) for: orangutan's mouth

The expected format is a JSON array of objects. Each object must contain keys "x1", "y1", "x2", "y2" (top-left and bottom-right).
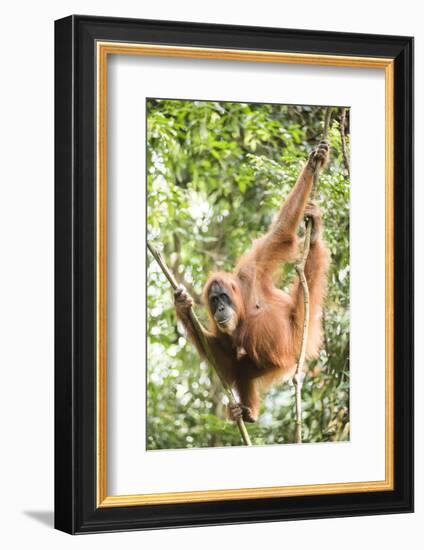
[{"x1": 217, "y1": 317, "x2": 231, "y2": 325}]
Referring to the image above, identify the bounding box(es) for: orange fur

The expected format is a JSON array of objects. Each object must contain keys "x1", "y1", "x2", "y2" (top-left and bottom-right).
[{"x1": 176, "y1": 148, "x2": 330, "y2": 422}]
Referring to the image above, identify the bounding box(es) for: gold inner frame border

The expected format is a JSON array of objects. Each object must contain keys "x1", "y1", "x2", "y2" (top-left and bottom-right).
[{"x1": 96, "y1": 42, "x2": 394, "y2": 508}]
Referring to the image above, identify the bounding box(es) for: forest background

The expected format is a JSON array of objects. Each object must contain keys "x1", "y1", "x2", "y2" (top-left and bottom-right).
[{"x1": 146, "y1": 100, "x2": 350, "y2": 449}]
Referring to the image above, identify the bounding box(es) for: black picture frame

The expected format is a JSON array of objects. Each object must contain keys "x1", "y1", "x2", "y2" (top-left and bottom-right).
[{"x1": 55, "y1": 14, "x2": 414, "y2": 534}]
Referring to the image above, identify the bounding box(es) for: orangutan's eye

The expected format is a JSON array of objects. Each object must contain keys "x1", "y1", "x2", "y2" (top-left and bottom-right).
[{"x1": 221, "y1": 294, "x2": 230, "y2": 304}]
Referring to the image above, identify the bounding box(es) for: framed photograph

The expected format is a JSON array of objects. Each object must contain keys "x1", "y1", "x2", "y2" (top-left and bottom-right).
[{"x1": 54, "y1": 15, "x2": 413, "y2": 534}]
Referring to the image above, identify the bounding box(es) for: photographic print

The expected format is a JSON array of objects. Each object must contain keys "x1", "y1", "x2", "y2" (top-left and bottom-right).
[{"x1": 146, "y1": 99, "x2": 350, "y2": 450}]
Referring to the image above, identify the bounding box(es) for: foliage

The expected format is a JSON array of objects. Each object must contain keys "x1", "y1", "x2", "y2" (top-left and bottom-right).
[{"x1": 146, "y1": 99, "x2": 350, "y2": 449}]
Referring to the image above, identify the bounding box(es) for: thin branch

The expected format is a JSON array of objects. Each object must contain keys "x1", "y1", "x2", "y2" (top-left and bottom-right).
[
  {"x1": 292, "y1": 107, "x2": 332, "y2": 444},
  {"x1": 147, "y1": 242, "x2": 252, "y2": 446},
  {"x1": 340, "y1": 108, "x2": 350, "y2": 177},
  {"x1": 322, "y1": 309, "x2": 330, "y2": 358}
]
